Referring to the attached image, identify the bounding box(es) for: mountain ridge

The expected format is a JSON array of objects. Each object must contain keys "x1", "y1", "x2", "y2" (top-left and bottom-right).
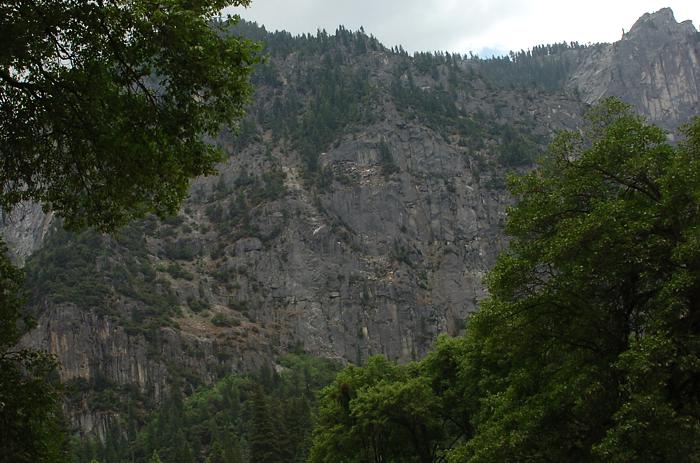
[{"x1": 2, "y1": 7, "x2": 698, "y2": 438}]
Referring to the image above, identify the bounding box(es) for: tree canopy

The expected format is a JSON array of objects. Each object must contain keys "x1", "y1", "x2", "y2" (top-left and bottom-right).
[
  {"x1": 310, "y1": 99, "x2": 700, "y2": 462},
  {"x1": 1, "y1": 0, "x2": 260, "y2": 231},
  {"x1": 456, "y1": 97, "x2": 700, "y2": 462}
]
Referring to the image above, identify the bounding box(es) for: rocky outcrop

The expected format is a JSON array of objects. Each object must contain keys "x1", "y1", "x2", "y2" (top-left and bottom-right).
[
  {"x1": 20, "y1": 303, "x2": 272, "y2": 437},
  {"x1": 569, "y1": 8, "x2": 700, "y2": 129},
  {"x1": 0, "y1": 202, "x2": 53, "y2": 265}
]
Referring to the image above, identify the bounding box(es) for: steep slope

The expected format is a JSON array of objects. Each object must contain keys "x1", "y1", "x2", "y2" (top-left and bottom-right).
[
  {"x1": 2, "y1": 9, "x2": 698, "y2": 437},
  {"x1": 17, "y1": 28, "x2": 584, "y2": 437}
]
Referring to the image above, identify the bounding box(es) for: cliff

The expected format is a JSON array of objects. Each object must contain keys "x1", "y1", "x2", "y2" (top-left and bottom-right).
[
  {"x1": 568, "y1": 7, "x2": 700, "y2": 129},
  {"x1": 3, "y1": 8, "x2": 698, "y2": 437}
]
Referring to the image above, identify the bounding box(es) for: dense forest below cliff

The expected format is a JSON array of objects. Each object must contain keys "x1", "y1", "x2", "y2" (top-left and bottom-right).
[{"x1": 72, "y1": 354, "x2": 339, "y2": 463}]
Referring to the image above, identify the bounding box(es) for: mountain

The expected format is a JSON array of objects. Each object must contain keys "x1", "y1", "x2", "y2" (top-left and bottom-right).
[
  {"x1": 568, "y1": 7, "x2": 700, "y2": 129},
  {"x1": 2, "y1": 8, "x2": 698, "y2": 440}
]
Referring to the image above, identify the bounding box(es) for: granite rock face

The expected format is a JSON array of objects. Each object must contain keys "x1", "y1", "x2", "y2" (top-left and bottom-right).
[
  {"x1": 0, "y1": 202, "x2": 52, "y2": 265},
  {"x1": 19, "y1": 303, "x2": 272, "y2": 438},
  {"x1": 3, "y1": 9, "x2": 698, "y2": 435},
  {"x1": 569, "y1": 8, "x2": 700, "y2": 129}
]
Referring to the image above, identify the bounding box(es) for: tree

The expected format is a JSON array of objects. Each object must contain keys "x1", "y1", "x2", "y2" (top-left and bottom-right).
[
  {"x1": 309, "y1": 356, "x2": 458, "y2": 463},
  {"x1": 1, "y1": 0, "x2": 260, "y2": 230},
  {"x1": 451, "y1": 98, "x2": 700, "y2": 461},
  {"x1": 0, "y1": 240, "x2": 68, "y2": 463},
  {"x1": 0, "y1": 1, "x2": 260, "y2": 460},
  {"x1": 248, "y1": 387, "x2": 292, "y2": 463}
]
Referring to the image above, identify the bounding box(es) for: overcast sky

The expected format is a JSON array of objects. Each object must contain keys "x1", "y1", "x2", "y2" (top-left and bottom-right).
[{"x1": 229, "y1": 0, "x2": 699, "y2": 57}]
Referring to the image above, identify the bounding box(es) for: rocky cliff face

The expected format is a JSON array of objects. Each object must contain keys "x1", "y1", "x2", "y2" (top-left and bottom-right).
[
  {"x1": 20, "y1": 304, "x2": 272, "y2": 438},
  {"x1": 568, "y1": 8, "x2": 700, "y2": 129},
  {"x1": 3, "y1": 8, "x2": 698, "y2": 436},
  {"x1": 0, "y1": 202, "x2": 52, "y2": 265}
]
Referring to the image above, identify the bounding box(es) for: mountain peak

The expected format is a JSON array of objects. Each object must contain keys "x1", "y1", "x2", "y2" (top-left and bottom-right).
[{"x1": 627, "y1": 7, "x2": 697, "y2": 39}]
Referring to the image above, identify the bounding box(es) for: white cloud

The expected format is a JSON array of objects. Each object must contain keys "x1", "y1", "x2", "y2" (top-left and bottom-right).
[{"x1": 229, "y1": 0, "x2": 700, "y2": 54}]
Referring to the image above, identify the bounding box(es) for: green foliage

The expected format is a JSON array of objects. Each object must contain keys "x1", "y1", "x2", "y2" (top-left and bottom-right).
[
  {"x1": 248, "y1": 386, "x2": 292, "y2": 463},
  {"x1": 24, "y1": 224, "x2": 180, "y2": 331},
  {"x1": 310, "y1": 347, "x2": 473, "y2": 463},
  {"x1": 496, "y1": 123, "x2": 539, "y2": 166},
  {"x1": 377, "y1": 141, "x2": 399, "y2": 177},
  {"x1": 259, "y1": 169, "x2": 287, "y2": 202},
  {"x1": 163, "y1": 262, "x2": 194, "y2": 281},
  {"x1": 231, "y1": 22, "x2": 382, "y2": 61},
  {"x1": 163, "y1": 238, "x2": 200, "y2": 261},
  {"x1": 0, "y1": 240, "x2": 69, "y2": 463},
  {"x1": 0, "y1": 241, "x2": 30, "y2": 346},
  {"x1": 445, "y1": 99, "x2": 700, "y2": 461},
  {"x1": 235, "y1": 24, "x2": 377, "y2": 184},
  {"x1": 390, "y1": 239, "x2": 413, "y2": 267},
  {"x1": 204, "y1": 169, "x2": 285, "y2": 240},
  {"x1": 24, "y1": 228, "x2": 110, "y2": 310},
  {"x1": 187, "y1": 297, "x2": 210, "y2": 313},
  {"x1": 478, "y1": 102, "x2": 700, "y2": 460},
  {"x1": 391, "y1": 68, "x2": 462, "y2": 136},
  {"x1": 293, "y1": 64, "x2": 373, "y2": 179},
  {"x1": 1, "y1": 0, "x2": 261, "y2": 231},
  {"x1": 72, "y1": 354, "x2": 341, "y2": 463},
  {"x1": 310, "y1": 100, "x2": 700, "y2": 461},
  {"x1": 0, "y1": 350, "x2": 69, "y2": 463}
]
